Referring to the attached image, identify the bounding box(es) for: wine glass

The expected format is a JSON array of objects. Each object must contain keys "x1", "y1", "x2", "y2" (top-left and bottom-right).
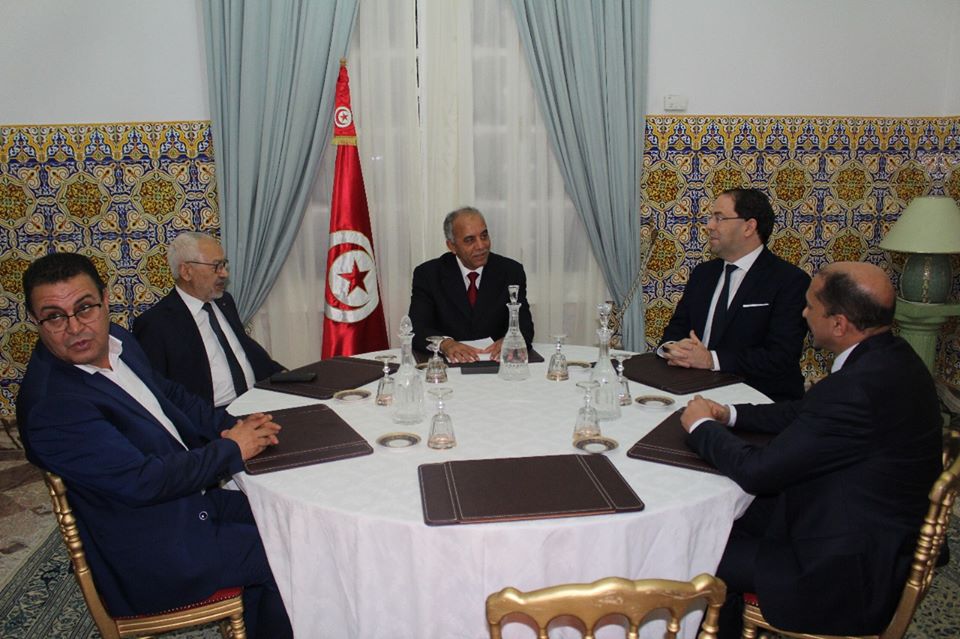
[
  {"x1": 427, "y1": 387, "x2": 456, "y2": 449},
  {"x1": 546, "y1": 334, "x2": 569, "y2": 381},
  {"x1": 573, "y1": 380, "x2": 601, "y2": 440},
  {"x1": 611, "y1": 351, "x2": 632, "y2": 406},
  {"x1": 425, "y1": 335, "x2": 448, "y2": 383},
  {"x1": 375, "y1": 354, "x2": 396, "y2": 406}
]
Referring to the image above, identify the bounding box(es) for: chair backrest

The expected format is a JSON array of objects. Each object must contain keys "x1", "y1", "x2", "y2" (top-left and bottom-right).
[
  {"x1": 486, "y1": 573, "x2": 726, "y2": 639},
  {"x1": 43, "y1": 472, "x2": 122, "y2": 639},
  {"x1": 881, "y1": 452, "x2": 960, "y2": 639}
]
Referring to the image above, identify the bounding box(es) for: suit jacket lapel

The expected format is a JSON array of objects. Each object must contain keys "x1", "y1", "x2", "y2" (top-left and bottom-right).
[
  {"x1": 440, "y1": 255, "x2": 474, "y2": 322},
  {"x1": 473, "y1": 256, "x2": 504, "y2": 328},
  {"x1": 713, "y1": 249, "x2": 769, "y2": 342}
]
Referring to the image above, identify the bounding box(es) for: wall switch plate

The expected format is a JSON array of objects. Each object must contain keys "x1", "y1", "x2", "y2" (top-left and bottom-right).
[{"x1": 664, "y1": 94, "x2": 688, "y2": 111}]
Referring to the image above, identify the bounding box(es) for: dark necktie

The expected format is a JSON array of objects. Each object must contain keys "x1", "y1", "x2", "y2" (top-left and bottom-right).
[
  {"x1": 202, "y1": 302, "x2": 248, "y2": 396},
  {"x1": 709, "y1": 263, "x2": 738, "y2": 347},
  {"x1": 466, "y1": 271, "x2": 479, "y2": 307}
]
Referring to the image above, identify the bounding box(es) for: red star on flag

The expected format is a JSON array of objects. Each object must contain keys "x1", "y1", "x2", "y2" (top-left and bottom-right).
[{"x1": 338, "y1": 259, "x2": 369, "y2": 295}]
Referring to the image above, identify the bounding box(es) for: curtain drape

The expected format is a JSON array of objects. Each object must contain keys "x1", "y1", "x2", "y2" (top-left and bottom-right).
[
  {"x1": 510, "y1": 0, "x2": 648, "y2": 349},
  {"x1": 202, "y1": 0, "x2": 359, "y2": 322},
  {"x1": 250, "y1": 0, "x2": 609, "y2": 366}
]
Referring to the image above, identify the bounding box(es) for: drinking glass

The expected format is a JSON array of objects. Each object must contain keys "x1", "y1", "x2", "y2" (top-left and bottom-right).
[
  {"x1": 612, "y1": 351, "x2": 632, "y2": 406},
  {"x1": 546, "y1": 334, "x2": 569, "y2": 381},
  {"x1": 375, "y1": 354, "x2": 396, "y2": 406},
  {"x1": 427, "y1": 387, "x2": 456, "y2": 449},
  {"x1": 425, "y1": 335, "x2": 448, "y2": 383},
  {"x1": 573, "y1": 380, "x2": 601, "y2": 440}
]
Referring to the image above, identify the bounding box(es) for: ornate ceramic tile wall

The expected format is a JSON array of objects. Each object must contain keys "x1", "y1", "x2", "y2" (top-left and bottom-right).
[
  {"x1": 0, "y1": 122, "x2": 219, "y2": 415},
  {"x1": 639, "y1": 115, "x2": 960, "y2": 387},
  {"x1": 1, "y1": 116, "x2": 958, "y2": 416}
]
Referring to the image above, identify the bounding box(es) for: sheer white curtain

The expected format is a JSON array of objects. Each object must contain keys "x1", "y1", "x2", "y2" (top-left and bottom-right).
[{"x1": 249, "y1": 0, "x2": 607, "y2": 366}]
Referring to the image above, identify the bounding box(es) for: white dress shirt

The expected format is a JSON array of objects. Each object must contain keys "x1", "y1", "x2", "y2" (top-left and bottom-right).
[
  {"x1": 455, "y1": 255, "x2": 484, "y2": 290},
  {"x1": 176, "y1": 287, "x2": 256, "y2": 407},
  {"x1": 702, "y1": 244, "x2": 765, "y2": 369},
  {"x1": 76, "y1": 336, "x2": 187, "y2": 449}
]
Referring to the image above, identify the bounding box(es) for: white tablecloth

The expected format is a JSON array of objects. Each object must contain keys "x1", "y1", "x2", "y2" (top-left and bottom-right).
[{"x1": 229, "y1": 345, "x2": 769, "y2": 639}]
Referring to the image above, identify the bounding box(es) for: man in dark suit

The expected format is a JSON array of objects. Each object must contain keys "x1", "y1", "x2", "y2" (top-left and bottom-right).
[
  {"x1": 408, "y1": 207, "x2": 534, "y2": 362},
  {"x1": 680, "y1": 262, "x2": 942, "y2": 638},
  {"x1": 660, "y1": 189, "x2": 810, "y2": 400},
  {"x1": 16, "y1": 252, "x2": 292, "y2": 638},
  {"x1": 134, "y1": 232, "x2": 283, "y2": 407}
]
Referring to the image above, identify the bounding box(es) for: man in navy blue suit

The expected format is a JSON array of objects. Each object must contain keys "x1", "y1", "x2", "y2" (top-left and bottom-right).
[
  {"x1": 408, "y1": 207, "x2": 534, "y2": 362},
  {"x1": 660, "y1": 189, "x2": 809, "y2": 400},
  {"x1": 134, "y1": 232, "x2": 284, "y2": 407},
  {"x1": 681, "y1": 262, "x2": 942, "y2": 637},
  {"x1": 17, "y1": 253, "x2": 292, "y2": 639}
]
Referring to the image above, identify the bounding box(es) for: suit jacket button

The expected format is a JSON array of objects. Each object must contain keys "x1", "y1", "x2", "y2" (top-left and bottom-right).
[{"x1": 198, "y1": 511, "x2": 209, "y2": 521}]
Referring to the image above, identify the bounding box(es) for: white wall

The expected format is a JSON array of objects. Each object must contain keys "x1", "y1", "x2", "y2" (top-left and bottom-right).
[
  {"x1": 0, "y1": 0, "x2": 957, "y2": 122},
  {"x1": 647, "y1": 0, "x2": 960, "y2": 116},
  {"x1": 0, "y1": 0, "x2": 209, "y2": 124}
]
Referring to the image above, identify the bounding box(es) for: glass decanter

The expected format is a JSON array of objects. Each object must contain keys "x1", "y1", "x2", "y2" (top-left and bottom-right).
[
  {"x1": 590, "y1": 302, "x2": 621, "y2": 420},
  {"x1": 391, "y1": 315, "x2": 425, "y2": 424},
  {"x1": 498, "y1": 284, "x2": 530, "y2": 381}
]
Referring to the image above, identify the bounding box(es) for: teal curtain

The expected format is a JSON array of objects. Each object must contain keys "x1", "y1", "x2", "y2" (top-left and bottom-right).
[
  {"x1": 510, "y1": 0, "x2": 648, "y2": 350},
  {"x1": 203, "y1": 0, "x2": 359, "y2": 321}
]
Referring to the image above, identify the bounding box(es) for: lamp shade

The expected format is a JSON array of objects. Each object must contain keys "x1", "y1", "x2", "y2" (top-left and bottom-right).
[{"x1": 879, "y1": 196, "x2": 960, "y2": 254}]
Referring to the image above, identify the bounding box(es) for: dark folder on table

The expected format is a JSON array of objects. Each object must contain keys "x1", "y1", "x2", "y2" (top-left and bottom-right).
[
  {"x1": 244, "y1": 404, "x2": 372, "y2": 475},
  {"x1": 622, "y1": 352, "x2": 744, "y2": 395},
  {"x1": 627, "y1": 410, "x2": 773, "y2": 475},
  {"x1": 254, "y1": 357, "x2": 393, "y2": 400},
  {"x1": 418, "y1": 454, "x2": 644, "y2": 526},
  {"x1": 413, "y1": 348, "x2": 544, "y2": 366}
]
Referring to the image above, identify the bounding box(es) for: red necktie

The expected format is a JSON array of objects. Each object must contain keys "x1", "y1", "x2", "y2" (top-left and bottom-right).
[{"x1": 466, "y1": 271, "x2": 479, "y2": 307}]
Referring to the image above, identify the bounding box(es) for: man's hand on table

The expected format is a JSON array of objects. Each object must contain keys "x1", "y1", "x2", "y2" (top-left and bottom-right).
[
  {"x1": 680, "y1": 395, "x2": 730, "y2": 432},
  {"x1": 222, "y1": 412, "x2": 281, "y2": 460},
  {"x1": 441, "y1": 338, "x2": 484, "y2": 363},
  {"x1": 663, "y1": 330, "x2": 713, "y2": 369}
]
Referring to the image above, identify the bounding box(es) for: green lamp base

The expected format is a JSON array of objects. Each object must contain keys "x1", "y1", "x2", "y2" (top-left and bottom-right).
[{"x1": 900, "y1": 254, "x2": 952, "y2": 304}]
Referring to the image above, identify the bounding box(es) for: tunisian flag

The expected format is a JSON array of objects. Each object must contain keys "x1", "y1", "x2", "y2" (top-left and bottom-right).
[{"x1": 321, "y1": 61, "x2": 389, "y2": 358}]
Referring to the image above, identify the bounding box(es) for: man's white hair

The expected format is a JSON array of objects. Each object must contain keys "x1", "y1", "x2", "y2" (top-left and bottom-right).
[{"x1": 167, "y1": 231, "x2": 216, "y2": 280}]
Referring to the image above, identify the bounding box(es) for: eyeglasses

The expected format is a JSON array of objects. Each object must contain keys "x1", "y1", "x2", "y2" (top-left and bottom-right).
[
  {"x1": 186, "y1": 259, "x2": 229, "y2": 274},
  {"x1": 707, "y1": 213, "x2": 744, "y2": 223},
  {"x1": 37, "y1": 303, "x2": 103, "y2": 332}
]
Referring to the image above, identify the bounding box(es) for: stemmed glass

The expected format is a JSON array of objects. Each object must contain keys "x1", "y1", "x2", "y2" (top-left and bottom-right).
[
  {"x1": 573, "y1": 380, "x2": 601, "y2": 440},
  {"x1": 546, "y1": 334, "x2": 569, "y2": 381},
  {"x1": 427, "y1": 387, "x2": 456, "y2": 449},
  {"x1": 612, "y1": 352, "x2": 632, "y2": 406},
  {"x1": 375, "y1": 354, "x2": 396, "y2": 406},
  {"x1": 425, "y1": 335, "x2": 448, "y2": 383}
]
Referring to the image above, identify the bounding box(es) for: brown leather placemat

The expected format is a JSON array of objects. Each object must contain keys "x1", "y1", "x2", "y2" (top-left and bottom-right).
[
  {"x1": 414, "y1": 348, "x2": 544, "y2": 366},
  {"x1": 622, "y1": 352, "x2": 744, "y2": 395},
  {"x1": 627, "y1": 410, "x2": 772, "y2": 475},
  {"x1": 254, "y1": 356, "x2": 393, "y2": 399},
  {"x1": 244, "y1": 404, "x2": 372, "y2": 474},
  {"x1": 418, "y1": 454, "x2": 644, "y2": 526}
]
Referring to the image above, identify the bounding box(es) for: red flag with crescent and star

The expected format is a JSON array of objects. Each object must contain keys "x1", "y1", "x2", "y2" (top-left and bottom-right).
[{"x1": 321, "y1": 60, "x2": 389, "y2": 358}]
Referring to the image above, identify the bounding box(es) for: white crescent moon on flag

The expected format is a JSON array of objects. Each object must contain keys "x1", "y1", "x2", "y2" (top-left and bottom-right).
[
  {"x1": 335, "y1": 106, "x2": 353, "y2": 128},
  {"x1": 325, "y1": 230, "x2": 380, "y2": 323}
]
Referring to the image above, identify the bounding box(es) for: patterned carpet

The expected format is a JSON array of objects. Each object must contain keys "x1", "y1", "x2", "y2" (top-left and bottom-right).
[{"x1": 0, "y1": 420, "x2": 957, "y2": 638}]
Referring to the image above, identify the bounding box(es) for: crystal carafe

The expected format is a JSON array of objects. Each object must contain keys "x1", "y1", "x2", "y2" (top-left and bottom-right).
[
  {"x1": 498, "y1": 284, "x2": 530, "y2": 380},
  {"x1": 391, "y1": 316, "x2": 425, "y2": 424},
  {"x1": 590, "y1": 303, "x2": 621, "y2": 420}
]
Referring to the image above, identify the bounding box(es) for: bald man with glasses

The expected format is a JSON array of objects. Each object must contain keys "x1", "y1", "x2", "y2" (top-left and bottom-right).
[
  {"x1": 134, "y1": 231, "x2": 283, "y2": 407},
  {"x1": 659, "y1": 188, "x2": 810, "y2": 401}
]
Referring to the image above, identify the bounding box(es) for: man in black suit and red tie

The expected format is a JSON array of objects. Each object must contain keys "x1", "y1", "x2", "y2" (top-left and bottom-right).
[
  {"x1": 408, "y1": 207, "x2": 534, "y2": 363},
  {"x1": 659, "y1": 188, "x2": 810, "y2": 400},
  {"x1": 134, "y1": 232, "x2": 283, "y2": 407},
  {"x1": 681, "y1": 262, "x2": 942, "y2": 638}
]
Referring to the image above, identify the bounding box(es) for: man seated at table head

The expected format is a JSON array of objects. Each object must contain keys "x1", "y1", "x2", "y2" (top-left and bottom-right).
[
  {"x1": 408, "y1": 206, "x2": 534, "y2": 363},
  {"x1": 133, "y1": 231, "x2": 283, "y2": 407},
  {"x1": 16, "y1": 252, "x2": 293, "y2": 638},
  {"x1": 659, "y1": 188, "x2": 810, "y2": 400},
  {"x1": 679, "y1": 261, "x2": 942, "y2": 638}
]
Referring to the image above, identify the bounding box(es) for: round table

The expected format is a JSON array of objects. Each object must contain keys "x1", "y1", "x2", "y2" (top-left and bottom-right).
[{"x1": 229, "y1": 345, "x2": 769, "y2": 639}]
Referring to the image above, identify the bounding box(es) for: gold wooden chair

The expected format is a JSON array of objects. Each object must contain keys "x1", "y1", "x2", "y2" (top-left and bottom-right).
[
  {"x1": 741, "y1": 451, "x2": 960, "y2": 639},
  {"x1": 43, "y1": 472, "x2": 247, "y2": 639},
  {"x1": 486, "y1": 572, "x2": 726, "y2": 639}
]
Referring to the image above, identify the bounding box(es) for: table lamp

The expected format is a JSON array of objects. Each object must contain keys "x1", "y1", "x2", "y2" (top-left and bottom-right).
[{"x1": 879, "y1": 196, "x2": 960, "y2": 303}]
